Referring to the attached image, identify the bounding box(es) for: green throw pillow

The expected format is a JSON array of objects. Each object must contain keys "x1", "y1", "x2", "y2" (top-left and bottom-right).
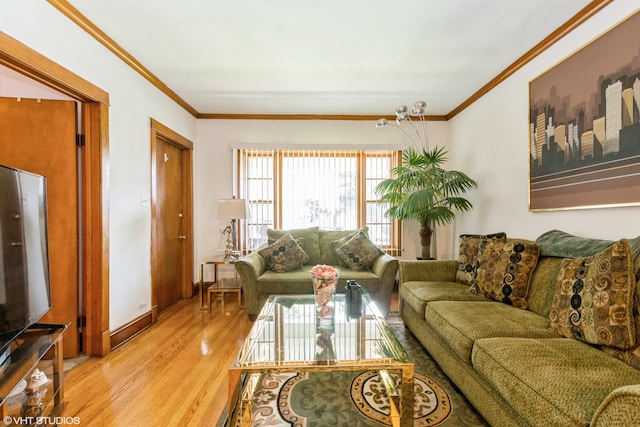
[
  {"x1": 537, "y1": 229, "x2": 640, "y2": 260},
  {"x1": 258, "y1": 234, "x2": 309, "y2": 273},
  {"x1": 475, "y1": 239, "x2": 539, "y2": 309},
  {"x1": 550, "y1": 239, "x2": 636, "y2": 350},
  {"x1": 334, "y1": 230, "x2": 383, "y2": 271}
]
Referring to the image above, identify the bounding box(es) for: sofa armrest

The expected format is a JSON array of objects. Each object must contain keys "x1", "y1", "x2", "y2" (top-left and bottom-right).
[
  {"x1": 592, "y1": 384, "x2": 640, "y2": 426},
  {"x1": 235, "y1": 251, "x2": 267, "y2": 317},
  {"x1": 370, "y1": 253, "x2": 399, "y2": 317},
  {"x1": 399, "y1": 260, "x2": 458, "y2": 284},
  {"x1": 370, "y1": 253, "x2": 398, "y2": 279}
]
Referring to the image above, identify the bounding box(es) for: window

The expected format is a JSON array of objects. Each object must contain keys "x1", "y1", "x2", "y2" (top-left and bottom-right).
[{"x1": 236, "y1": 148, "x2": 402, "y2": 255}]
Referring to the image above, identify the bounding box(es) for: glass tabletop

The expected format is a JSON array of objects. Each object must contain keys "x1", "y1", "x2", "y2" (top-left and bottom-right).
[{"x1": 231, "y1": 292, "x2": 410, "y2": 369}]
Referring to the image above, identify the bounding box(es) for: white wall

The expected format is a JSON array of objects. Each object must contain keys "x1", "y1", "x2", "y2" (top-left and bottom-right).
[
  {"x1": 1, "y1": 3, "x2": 197, "y2": 330},
  {"x1": 195, "y1": 119, "x2": 450, "y2": 267},
  {"x1": 447, "y1": 1, "x2": 640, "y2": 260},
  {"x1": 5, "y1": 1, "x2": 637, "y2": 331}
]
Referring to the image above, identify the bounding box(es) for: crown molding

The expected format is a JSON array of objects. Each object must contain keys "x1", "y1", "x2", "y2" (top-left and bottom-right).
[
  {"x1": 48, "y1": 0, "x2": 612, "y2": 121},
  {"x1": 197, "y1": 113, "x2": 448, "y2": 121},
  {"x1": 47, "y1": 0, "x2": 199, "y2": 117},
  {"x1": 446, "y1": 0, "x2": 612, "y2": 120},
  {"x1": 0, "y1": 31, "x2": 109, "y2": 104}
]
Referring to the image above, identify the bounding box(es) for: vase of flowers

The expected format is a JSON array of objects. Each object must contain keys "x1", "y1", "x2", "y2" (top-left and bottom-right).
[{"x1": 309, "y1": 264, "x2": 339, "y2": 329}]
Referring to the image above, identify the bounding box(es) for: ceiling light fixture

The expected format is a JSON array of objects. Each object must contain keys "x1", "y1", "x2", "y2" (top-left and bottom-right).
[{"x1": 376, "y1": 101, "x2": 430, "y2": 150}]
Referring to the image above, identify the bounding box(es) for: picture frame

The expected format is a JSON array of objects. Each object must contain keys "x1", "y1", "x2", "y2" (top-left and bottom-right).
[{"x1": 528, "y1": 10, "x2": 640, "y2": 211}]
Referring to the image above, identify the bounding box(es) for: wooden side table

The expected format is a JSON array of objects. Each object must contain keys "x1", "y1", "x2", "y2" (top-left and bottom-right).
[{"x1": 199, "y1": 259, "x2": 243, "y2": 311}]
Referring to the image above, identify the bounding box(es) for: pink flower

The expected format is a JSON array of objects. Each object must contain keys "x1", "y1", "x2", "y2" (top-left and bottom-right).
[{"x1": 309, "y1": 264, "x2": 339, "y2": 278}]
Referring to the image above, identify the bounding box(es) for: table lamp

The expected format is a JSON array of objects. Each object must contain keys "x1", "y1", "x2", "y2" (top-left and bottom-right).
[{"x1": 217, "y1": 198, "x2": 248, "y2": 261}]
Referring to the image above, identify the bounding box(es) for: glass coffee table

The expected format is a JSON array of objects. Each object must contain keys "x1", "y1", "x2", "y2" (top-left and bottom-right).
[{"x1": 228, "y1": 292, "x2": 414, "y2": 426}]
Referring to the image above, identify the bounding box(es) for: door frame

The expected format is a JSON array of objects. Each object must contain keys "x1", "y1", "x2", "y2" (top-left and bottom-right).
[
  {"x1": 150, "y1": 119, "x2": 194, "y2": 321},
  {"x1": 0, "y1": 32, "x2": 111, "y2": 356}
]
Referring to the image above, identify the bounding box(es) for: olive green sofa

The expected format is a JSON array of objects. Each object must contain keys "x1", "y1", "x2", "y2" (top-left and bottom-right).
[
  {"x1": 399, "y1": 230, "x2": 640, "y2": 427},
  {"x1": 235, "y1": 227, "x2": 399, "y2": 320}
]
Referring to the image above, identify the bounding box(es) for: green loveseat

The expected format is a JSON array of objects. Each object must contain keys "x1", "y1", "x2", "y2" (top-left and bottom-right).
[
  {"x1": 235, "y1": 226, "x2": 399, "y2": 320},
  {"x1": 399, "y1": 230, "x2": 640, "y2": 427}
]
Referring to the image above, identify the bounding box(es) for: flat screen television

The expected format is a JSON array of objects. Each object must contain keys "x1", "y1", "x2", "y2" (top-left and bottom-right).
[{"x1": 0, "y1": 164, "x2": 52, "y2": 358}]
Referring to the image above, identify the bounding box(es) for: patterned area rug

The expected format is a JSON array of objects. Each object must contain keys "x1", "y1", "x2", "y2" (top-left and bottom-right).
[
  {"x1": 243, "y1": 315, "x2": 488, "y2": 427},
  {"x1": 351, "y1": 370, "x2": 451, "y2": 426}
]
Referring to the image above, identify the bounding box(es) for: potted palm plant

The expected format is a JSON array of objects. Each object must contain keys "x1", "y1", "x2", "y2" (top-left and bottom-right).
[{"x1": 375, "y1": 102, "x2": 477, "y2": 260}]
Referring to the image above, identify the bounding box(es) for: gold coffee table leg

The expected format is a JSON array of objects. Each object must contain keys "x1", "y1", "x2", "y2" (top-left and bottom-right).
[
  {"x1": 379, "y1": 370, "x2": 400, "y2": 426},
  {"x1": 399, "y1": 365, "x2": 415, "y2": 427}
]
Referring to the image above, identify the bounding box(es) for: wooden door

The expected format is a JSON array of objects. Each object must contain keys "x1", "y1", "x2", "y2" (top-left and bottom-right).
[
  {"x1": 154, "y1": 136, "x2": 186, "y2": 311},
  {"x1": 0, "y1": 97, "x2": 79, "y2": 356}
]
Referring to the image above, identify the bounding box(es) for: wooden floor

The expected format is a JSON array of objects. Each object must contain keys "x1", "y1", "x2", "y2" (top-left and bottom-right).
[
  {"x1": 63, "y1": 290, "x2": 399, "y2": 426},
  {"x1": 63, "y1": 295, "x2": 253, "y2": 427}
]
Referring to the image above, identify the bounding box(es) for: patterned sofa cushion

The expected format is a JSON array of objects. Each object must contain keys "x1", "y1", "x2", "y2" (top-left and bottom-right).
[
  {"x1": 334, "y1": 230, "x2": 384, "y2": 271},
  {"x1": 456, "y1": 232, "x2": 507, "y2": 290},
  {"x1": 319, "y1": 228, "x2": 368, "y2": 266},
  {"x1": 550, "y1": 239, "x2": 636, "y2": 349},
  {"x1": 258, "y1": 234, "x2": 309, "y2": 273},
  {"x1": 267, "y1": 227, "x2": 320, "y2": 265},
  {"x1": 475, "y1": 240, "x2": 540, "y2": 309}
]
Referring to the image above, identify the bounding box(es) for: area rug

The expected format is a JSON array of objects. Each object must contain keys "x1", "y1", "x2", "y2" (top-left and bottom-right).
[{"x1": 240, "y1": 315, "x2": 488, "y2": 427}]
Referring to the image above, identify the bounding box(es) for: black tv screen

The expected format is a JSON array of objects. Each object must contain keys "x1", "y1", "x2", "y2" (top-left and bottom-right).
[{"x1": 0, "y1": 164, "x2": 52, "y2": 355}]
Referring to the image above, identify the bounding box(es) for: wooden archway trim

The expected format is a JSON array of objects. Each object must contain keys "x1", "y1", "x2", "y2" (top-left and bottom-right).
[
  {"x1": 0, "y1": 32, "x2": 108, "y2": 104},
  {"x1": 0, "y1": 31, "x2": 111, "y2": 356}
]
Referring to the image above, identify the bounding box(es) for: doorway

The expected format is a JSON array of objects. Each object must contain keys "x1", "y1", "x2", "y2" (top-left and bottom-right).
[
  {"x1": 0, "y1": 32, "x2": 110, "y2": 357},
  {"x1": 150, "y1": 119, "x2": 193, "y2": 317},
  {"x1": 0, "y1": 97, "x2": 80, "y2": 356}
]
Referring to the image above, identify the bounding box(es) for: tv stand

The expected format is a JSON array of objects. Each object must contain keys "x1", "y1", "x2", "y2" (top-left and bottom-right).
[{"x1": 0, "y1": 324, "x2": 68, "y2": 424}]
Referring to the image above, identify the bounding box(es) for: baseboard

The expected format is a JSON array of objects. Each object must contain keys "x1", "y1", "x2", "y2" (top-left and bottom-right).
[{"x1": 110, "y1": 311, "x2": 153, "y2": 350}]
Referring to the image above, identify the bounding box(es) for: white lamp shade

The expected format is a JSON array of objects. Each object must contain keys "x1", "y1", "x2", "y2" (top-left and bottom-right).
[{"x1": 217, "y1": 198, "x2": 248, "y2": 220}]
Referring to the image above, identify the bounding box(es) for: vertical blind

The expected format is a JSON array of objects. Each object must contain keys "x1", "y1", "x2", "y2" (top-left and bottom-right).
[{"x1": 236, "y1": 148, "x2": 402, "y2": 255}]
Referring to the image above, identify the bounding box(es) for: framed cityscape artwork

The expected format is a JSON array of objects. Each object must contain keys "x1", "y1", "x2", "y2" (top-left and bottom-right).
[{"x1": 528, "y1": 10, "x2": 640, "y2": 211}]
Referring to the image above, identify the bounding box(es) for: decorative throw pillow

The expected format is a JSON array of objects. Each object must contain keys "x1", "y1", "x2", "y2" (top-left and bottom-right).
[
  {"x1": 268, "y1": 236, "x2": 304, "y2": 250},
  {"x1": 258, "y1": 234, "x2": 309, "y2": 273},
  {"x1": 456, "y1": 232, "x2": 507, "y2": 290},
  {"x1": 267, "y1": 227, "x2": 320, "y2": 265},
  {"x1": 334, "y1": 230, "x2": 384, "y2": 271},
  {"x1": 632, "y1": 236, "x2": 640, "y2": 280},
  {"x1": 550, "y1": 239, "x2": 636, "y2": 350},
  {"x1": 601, "y1": 305, "x2": 640, "y2": 369},
  {"x1": 330, "y1": 231, "x2": 360, "y2": 268},
  {"x1": 475, "y1": 240, "x2": 540, "y2": 309}
]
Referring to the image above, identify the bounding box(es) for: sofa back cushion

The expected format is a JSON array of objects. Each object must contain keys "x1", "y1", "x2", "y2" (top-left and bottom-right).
[
  {"x1": 267, "y1": 227, "x2": 320, "y2": 265},
  {"x1": 537, "y1": 229, "x2": 640, "y2": 260},
  {"x1": 526, "y1": 256, "x2": 564, "y2": 317}
]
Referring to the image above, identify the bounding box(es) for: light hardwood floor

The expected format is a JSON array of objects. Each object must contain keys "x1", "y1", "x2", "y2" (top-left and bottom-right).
[
  {"x1": 63, "y1": 295, "x2": 253, "y2": 427},
  {"x1": 63, "y1": 289, "x2": 399, "y2": 426}
]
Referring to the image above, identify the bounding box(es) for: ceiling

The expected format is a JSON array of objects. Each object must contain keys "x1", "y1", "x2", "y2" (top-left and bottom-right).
[{"x1": 65, "y1": 0, "x2": 596, "y2": 117}]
